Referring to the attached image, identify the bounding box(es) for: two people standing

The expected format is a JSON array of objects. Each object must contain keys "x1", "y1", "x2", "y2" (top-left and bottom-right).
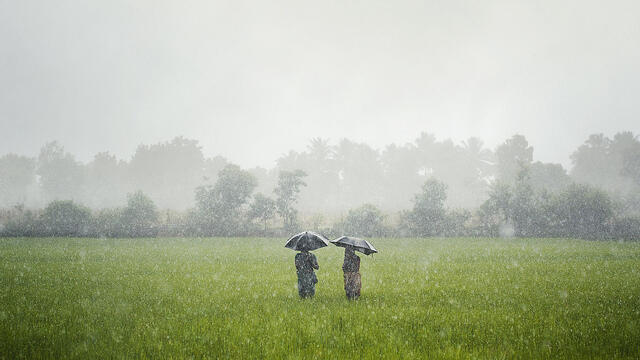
[
  {"x1": 286, "y1": 232, "x2": 376, "y2": 300},
  {"x1": 294, "y1": 246, "x2": 362, "y2": 299}
]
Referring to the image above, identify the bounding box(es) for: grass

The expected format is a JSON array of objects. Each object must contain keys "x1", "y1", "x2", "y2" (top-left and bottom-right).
[{"x1": 1, "y1": 237, "x2": 639, "y2": 359}]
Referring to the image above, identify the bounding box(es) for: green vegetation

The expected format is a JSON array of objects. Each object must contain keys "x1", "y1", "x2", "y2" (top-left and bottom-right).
[{"x1": 1, "y1": 237, "x2": 639, "y2": 359}]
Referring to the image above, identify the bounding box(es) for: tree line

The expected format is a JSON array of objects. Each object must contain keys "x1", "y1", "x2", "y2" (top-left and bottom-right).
[{"x1": 1, "y1": 131, "x2": 639, "y2": 239}]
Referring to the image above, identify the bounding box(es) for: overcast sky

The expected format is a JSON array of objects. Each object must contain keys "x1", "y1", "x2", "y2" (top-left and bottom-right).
[{"x1": 1, "y1": 0, "x2": 639, "y2": 168}]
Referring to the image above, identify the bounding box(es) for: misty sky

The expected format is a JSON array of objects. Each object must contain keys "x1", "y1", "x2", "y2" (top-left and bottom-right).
[{"x1": 1, "y1": 0, "x2": 639, "y2": 168}]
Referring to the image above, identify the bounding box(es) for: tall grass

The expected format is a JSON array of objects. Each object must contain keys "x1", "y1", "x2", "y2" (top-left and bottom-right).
[{"x1": 1, "y1": 237, "x2": 639, "y2": 359}]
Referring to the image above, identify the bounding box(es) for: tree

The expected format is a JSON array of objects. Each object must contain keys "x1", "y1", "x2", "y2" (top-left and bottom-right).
[
  {"x1": 477, "y1": 181, "x2": 513, "y2": 236},
  {"x1": 248, "y1": 193, "x2": 276, "y2": 232},
  {"x1": 274, "y1": 169, "x2": 307, "y2": 231},
  {"x1": 121, "y1": 191, "x2": 159, "y2": 237},
  {"x1": 303, "y1": 138, "x2": 340, "y2": 212},
  {"x1": 342, "y1": 204, "x2": 386, "y2": 237},
  {"x1": 92, "y1": 208, "x2": 124, "y2": 238},
  {"x1": 381, "y1": 143, "x2": 421, "y2": 211},
  {"x1": 0, "y1": 154, "x2": 36, "y2": 207},
  {"x1": 479, "y1": 166, "x2": 554, "y2": 237},
  {"x1": 37, "y1": 142, "x2": 85, "y2": 203},
  {"x1": 440, "y1": 209, "x2": 472, "y2": 237},
  {"x1": 620, "y1": 135, "x2": 640, "y2": 187},
  {"x1": 40, "y1": 200, "x2": 92, "y2": 237},
  {"x1": 570, "y1": 134, "x2": 611, "y2": 187},
  {"x1": 457, "y1": 137, "x2": 495, "y2": 206},
  {"x1": 412, "y1": 133, "x2": 494, "y2": 209},
  {"x1": 550, "y1": 184, "x2": 613, "y2": 239},
  {"x1": 307, "y1": 137, "x2": 334, "y2": 163},
  {"x1": 203, "y1": 155, "x2": 229, "y2": 185},
  {"x1": 84, "y1": 152, "x2": 128, "y2": 209},
  {"x1": 528, "y1": 161, "x2": 571, "y2": 193},
  {"x1": 461, "y1": 137, "x2": 495, "y2": 178},
  {"x1": 333, "y1": 140, "x2": 384, "y2": 209},
  {"x1": 0, "y1": 206, "x2": 41, "y2": 237},
  {"x1": 495, "y1": 135, "x2": 533, "y2": 183},
  {"x1": 611, "y1": 216, "x2": 640, "y2": 241},
  {"x1": 275, "y1": 139, "x2": 339, "y2": 214},
  {"x1": 194, "y1": 164, "x2": 257, "y2": 236},
  {"x1": 570, "y1": 132, "x2": 640, "y2": 194},
  {"x1": 129, "y1": 137, "x2": 205, "y2": 209},
  {"x1": 509, "y1": 167, "x2": 539, "y2": 237},
  {"x1": 406, "y1": 178, "x2": 448, "y2": 236}
]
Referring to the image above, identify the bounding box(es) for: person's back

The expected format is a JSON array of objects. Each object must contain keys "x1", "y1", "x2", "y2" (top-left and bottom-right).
[
  {"x1": 342, "y1": 247, "x2": 361, "y2": 300},
  {"x1": 342, "y1": 250, "x2": 360, "y2": 273},
  {"x1": 295, "y1": 251, "x2": 319, "y2": 298},
  {"x1": 296, "y1": 252, "x2": 318, "y2": 273}
]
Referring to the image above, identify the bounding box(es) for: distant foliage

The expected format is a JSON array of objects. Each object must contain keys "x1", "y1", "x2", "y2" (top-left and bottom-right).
[
  {"x1": 610, "y1": 216, "x2": 640, "y2": 241},
  {"x1": 621, "y1": 141, "x2": 640, "y2": 187},
  {"x1": 92, "y1": 208, "x2": 125, "y2": 238},
  {"x1": 440, "y1": 209, "x2": 472, "y2": 237},
  {"x1": 571, "y1": 132, "x2": 640, "y2": 199},
  {"x1": 37, "y1": 142, "x2": 84, "y2": 203},
  {"x1": 248, "y1": 193, "x2": 277, "y2": 234},
  {"x1": 129, "y1": 137, "x2": 205, "y2": 209},
  {"x1": 1, "y1": 132, "x2": 639, "y2": 240},
  {"x1": 0, "y1": 206, "x2": 41, "y2": 237},
  {"x1": 477, "y1": 170, "x2": 616, "y2": 239},
  {"x1": 549, "y1": 184, "x2": 614, "y2": 239},
  {"x1": 340, "y1": 204, "x2": 387, "y2": 237},
  {"x1": 274, "y1": 169, "x2": 307, "y2": 232},
  {"x1": 528, "y1": 161, "x2": 572, "y2": 193},
  {"x1": 121, "y1": 191, "x2": 159, "y2": 237},
  {"x1": 495, "y1": 134, "x2": 533, "y2": 184},
  {"x1": 404, "y1": 178, "x2": 448, "y2": 236},
  {"x1": 192, "y1": 164, "x2": 257, "y2": 236},
  {"x1": 40, "y1": 200, "x2": 92, "y2": 237},
  {"x1": 0, "y1": 154, "x2": 36, "y2": 207}
]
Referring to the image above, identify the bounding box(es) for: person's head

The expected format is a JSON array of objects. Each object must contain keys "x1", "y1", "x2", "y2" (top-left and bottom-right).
[{"x1": 345, "y1": 246, "x2": 355, "y2": 255}]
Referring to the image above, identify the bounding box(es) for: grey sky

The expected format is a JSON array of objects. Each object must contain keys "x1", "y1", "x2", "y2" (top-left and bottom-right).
[{"x1": 1, "y1": 0, "x2": 639, "y2": 168}]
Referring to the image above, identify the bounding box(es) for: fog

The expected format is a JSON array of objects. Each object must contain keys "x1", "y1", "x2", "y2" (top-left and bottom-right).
[
  {"x1": 2, "y1": 0, "x2": 639, "y2": 169},
  {"x1": 1, "y1": 1, "x2": 640, "y2": 239}
]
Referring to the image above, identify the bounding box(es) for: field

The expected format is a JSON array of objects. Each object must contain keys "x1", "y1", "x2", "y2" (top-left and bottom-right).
[{"x1": 1, "y1": 237, "x2": 639, "y2": 359}]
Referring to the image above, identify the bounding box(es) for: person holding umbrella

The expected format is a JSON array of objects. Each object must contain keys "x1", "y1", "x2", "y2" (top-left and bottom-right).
[
  {"x1": 285, "y1": 231, "x2": 330, "y2": 298},
  {"x1": 295, "y1": 250, "x2": 319, "y2": 298},
  {"x1": 342, "y1": 246, "x2": 361, "y2": 300},
  {"x1": 331, "y1": 236, "x2": 378, "y2": 300}
]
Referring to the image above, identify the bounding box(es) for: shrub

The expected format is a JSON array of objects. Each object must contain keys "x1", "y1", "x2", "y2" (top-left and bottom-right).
[
  {"x1": 120, "y1": 191, "x2": 158, "y2": 237},
  {"x1": 404, "y1": 178, "x2": 448, "y2": 236},
  {"x1": 40, "y1": 200, "x2": 92, "y2": 237},
  {"x1": 0, "y1": 209, "x2": 42, "y2": 237},
  {"x1": 610, "y1": 216, "x2": 640, "y2": 241},
  {"x1": 341, "y1": 204, "x2": 387, "y2": 237},
  {"x1": 549, "y1": 184, "x2": 613, "y2": 239},
  {"x1": 92, "y1": 208, "x2": 124, "y2": 238}
]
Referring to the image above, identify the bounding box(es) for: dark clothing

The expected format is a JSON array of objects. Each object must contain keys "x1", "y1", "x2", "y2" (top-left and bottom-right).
[
  {"x1": 342, "y1": 250, "x2": 361, "y2": 299},
  {"x1": 342, "y1": 251, "x2": 360, "y2": 273},
  {"x1": 344, "y1": 272, "x2": 361, "y2": 299},
  {"x1": 295, "y1": 252, "x2": 319, "y2": 298}
]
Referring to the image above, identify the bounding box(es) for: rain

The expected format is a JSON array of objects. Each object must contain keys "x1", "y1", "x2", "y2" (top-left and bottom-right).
[{"x1": 1, "y1": 0, "x2": 640, "y2": 358}]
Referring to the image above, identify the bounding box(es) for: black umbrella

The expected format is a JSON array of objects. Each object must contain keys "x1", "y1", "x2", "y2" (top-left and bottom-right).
[
  {"x1": 331, "y1": 236, "x2": 378, "y2": 255},
  {"x1": 284, "y1": 231, "x2": 330, "y2": 252}
]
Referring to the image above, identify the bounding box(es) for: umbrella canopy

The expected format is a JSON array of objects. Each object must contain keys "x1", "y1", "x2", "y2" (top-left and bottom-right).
[
  {"x1": 285, "y1": 231, "x2": 330, "y2": 252},
  {"x1": 331, "y1": 236, "x2": 378, "y2": 255}
]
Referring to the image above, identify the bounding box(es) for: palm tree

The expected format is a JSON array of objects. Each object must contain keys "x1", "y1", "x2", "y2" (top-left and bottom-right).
[{"x1": 307, "y1": 137, "x2": 333, "y2": 162}]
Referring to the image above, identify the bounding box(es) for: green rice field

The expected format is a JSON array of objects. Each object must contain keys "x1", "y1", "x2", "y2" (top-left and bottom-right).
[{"x1": 1, "y1": 237, "x2": 639, "y2": 359}]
